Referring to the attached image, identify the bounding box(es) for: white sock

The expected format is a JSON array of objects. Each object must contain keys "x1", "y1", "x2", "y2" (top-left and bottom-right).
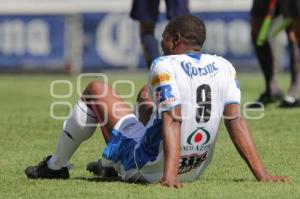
[{"x1": 48, "y1": 100, "x2": 98, "y2": 170}]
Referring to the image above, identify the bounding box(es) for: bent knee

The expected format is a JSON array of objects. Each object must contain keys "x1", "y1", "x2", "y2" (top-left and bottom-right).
[
  {"x1": 84, "y1": 81, "x2": 109, "y2": 96},
  {"x1": 137, "y1": 85, "x2": 151, "y2": 103}
]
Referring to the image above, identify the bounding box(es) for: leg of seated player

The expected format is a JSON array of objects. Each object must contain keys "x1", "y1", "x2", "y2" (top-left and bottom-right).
[
  {"x1": 83, "y1": 80, "x2": 133, "y2": 135},
  {"x1": 25, "y1": 81, "x2": 133, "y2": 179},
  {"x1": 84, "y1": 81, "x2": 134, "y2": 177},
  {"x1": 86, "y1": 84, "x2": 153, "y2": 177},
  {"x1": 136, "y1": 85, "x2": 154, "y2": 125}
]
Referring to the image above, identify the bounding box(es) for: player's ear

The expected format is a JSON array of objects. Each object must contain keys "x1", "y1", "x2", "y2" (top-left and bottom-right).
[{"x1": 173, "y1": 32, "x2": 182, "y2": 47}]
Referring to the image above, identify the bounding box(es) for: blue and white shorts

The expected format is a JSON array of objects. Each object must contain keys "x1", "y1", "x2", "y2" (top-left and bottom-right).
[{"x1": 101, "y1": 114, "x2": 162, "y2": 182}]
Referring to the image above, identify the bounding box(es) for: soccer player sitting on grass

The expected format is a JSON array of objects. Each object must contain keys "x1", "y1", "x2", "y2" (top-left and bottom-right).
[{"x1": 25, "y1": 15, "x2": 288, "y2": 188}]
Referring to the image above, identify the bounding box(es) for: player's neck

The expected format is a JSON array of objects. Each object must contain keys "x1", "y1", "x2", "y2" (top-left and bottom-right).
[
  {"x1": 173, "y1": 45, "x2": 200, "y2": 55},
  {"x1": 183, "y1": 46, "x2": 201, "y2": 54}
]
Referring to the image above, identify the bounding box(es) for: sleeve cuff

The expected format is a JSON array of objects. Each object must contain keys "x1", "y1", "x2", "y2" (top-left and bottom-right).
[{"x1": 224, "y1": 101, "x2": 240, "y2": 105}]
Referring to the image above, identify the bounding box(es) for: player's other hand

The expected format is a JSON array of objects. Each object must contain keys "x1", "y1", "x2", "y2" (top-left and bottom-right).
[
  {"x1": 258, "y1": 174, "x2": 289, "y2": 182},
  {"x1": 160, "y1": 178, "x2": 183, "y2": 189}
]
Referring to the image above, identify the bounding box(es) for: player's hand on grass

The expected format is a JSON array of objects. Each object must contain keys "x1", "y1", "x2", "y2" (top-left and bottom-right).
[
  {"x1": 160, "y1": 177, "x2": 183, "y2": 189},
  {"x1": 258, "y1": 174, "x2": 289, "y2": 182}
]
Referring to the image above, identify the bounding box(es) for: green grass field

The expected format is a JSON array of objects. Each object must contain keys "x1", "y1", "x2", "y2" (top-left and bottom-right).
[{"x1": 0, "y1": 72, "x2": 299, "y2": 199}]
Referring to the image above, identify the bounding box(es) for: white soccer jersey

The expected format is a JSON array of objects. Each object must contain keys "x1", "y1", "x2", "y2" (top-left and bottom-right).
[{"x1": 137, "y1": 52, "x2": 241, "y2": 182}]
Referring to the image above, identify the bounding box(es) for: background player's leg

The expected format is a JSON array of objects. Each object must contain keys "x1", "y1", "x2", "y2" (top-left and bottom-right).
[
  {"x1": 249, "y1": 15, "x2": 282, "y2": 107},
  {"x1": 294, "y1": 18, "x2": 300, "y2": 44},
  {"x1": 129, "y1": 0, "x2": 161, "y2": 68},
  {"x1": 165, "y1": 0, "x2": 190, "y2": 19},
  {"x1": 139, "y1": 0, "x2": 190, "y2": 68},
  {"x1": 280, "y1": 29, "x2": 300, "y2": 107},
  {"x1": 278, "y1": 0, "x2": 300, "y2": 106},
  {"x1": 140, "y1": 22, "x2": 160, "y2": 68}
]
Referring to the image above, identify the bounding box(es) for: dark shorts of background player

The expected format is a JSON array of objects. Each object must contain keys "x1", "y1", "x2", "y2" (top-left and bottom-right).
[
  {"x1": 279, "y1": 0, "x2": 300, "y2": 17},
  {"x1": 250, "y1": 0, "x2": 281, "y2": 17},
  {"x1": 130, "y1": 0, "x2": 190, "y2": 23}
]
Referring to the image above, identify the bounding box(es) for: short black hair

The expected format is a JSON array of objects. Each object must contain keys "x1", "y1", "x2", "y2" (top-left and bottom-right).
[{"x1": 165, "y1": 14, "x2": 206, "y2": 47}]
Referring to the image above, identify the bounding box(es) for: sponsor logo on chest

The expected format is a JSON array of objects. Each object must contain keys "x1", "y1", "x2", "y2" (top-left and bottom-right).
[
  {"x1": 181, "y1": 61, "x2": 218, "y2": 77},
  {"x1": 181, "y1": 127, "x2": 212, "y2": 152}
]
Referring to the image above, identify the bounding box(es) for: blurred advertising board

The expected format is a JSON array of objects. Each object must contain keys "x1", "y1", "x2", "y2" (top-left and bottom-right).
[
  {"x1": 0, "y1": 15, "x2": 65, "y2": 71},
  {"x1": 82, "y1": 11, "x2": 256, "y2": 70},
  {"x1": 82, "y1": 13, "x2": 141, "y2": 70},
  {"x1": 0, "y1": 0, "x2": 271, "y2": 72}
]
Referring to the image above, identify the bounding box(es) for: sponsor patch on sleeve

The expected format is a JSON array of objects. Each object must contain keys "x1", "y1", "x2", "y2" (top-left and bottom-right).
[
  {"x1": 154, "y1": 85, "x2": 174, "y2": 102},
  {"x1": 151, "y1": 73, "x2": 171, "y2": 85}
]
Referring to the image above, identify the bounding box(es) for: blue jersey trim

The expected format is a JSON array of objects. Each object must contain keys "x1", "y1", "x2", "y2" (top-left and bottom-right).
[
  {"x1": 186, "y1": 52, "x2": 202, "y2": 61},
  {"x1": 224, "y1": 101, "x2": 240, "y2": 105},
  {"x1": 135, "y1": 119, "x2": 162, "y2": 169}
]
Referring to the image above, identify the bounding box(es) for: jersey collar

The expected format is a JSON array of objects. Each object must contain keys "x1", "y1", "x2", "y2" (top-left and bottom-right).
[{"x1": 186, "y1": 52, "x2": 202, "y2": 61}]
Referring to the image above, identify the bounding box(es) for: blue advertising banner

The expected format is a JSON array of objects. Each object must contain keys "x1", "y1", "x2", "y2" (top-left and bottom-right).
[
  {"x1": 0, "y1": 15, "x2": 65, "y2": 71},
  {"x1": 82, "y1": 13, "x2": 141, "y2": 70},
  {"x1": 0, "y1": 12, "x2": 262, "y2": 71},
  {"x1": 82, "y1": 11, "x2": 257, "y2": 70}
]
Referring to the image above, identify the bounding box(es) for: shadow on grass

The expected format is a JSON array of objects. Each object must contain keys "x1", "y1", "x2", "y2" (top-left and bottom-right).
[
  {"x1": 73, "y1": 176, "x2": 149, "y2": 185},
  {"x1": 73, "y1": 176, "x2": 251, "y2": 185},
  {"x1": 202, "y1": 178, "x2": 253, "y2": 183},
  {"x1": 73, "y1": 176, "x2": 122, "y2": 182}
]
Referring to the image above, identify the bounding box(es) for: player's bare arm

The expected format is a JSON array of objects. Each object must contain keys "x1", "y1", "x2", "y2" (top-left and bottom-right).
[
  {"x1": 223, "y1": 103, "x2": 288, "y2": 182},
  {"x1": 137, "y1": 85, "x2": 183, "y2": 188},
  {"x1": 136, "y1": 85, "x2": 153, "y2": 125},
  {"x1": 160, "y1": 106, "x2": 183, "y2": 188}
]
